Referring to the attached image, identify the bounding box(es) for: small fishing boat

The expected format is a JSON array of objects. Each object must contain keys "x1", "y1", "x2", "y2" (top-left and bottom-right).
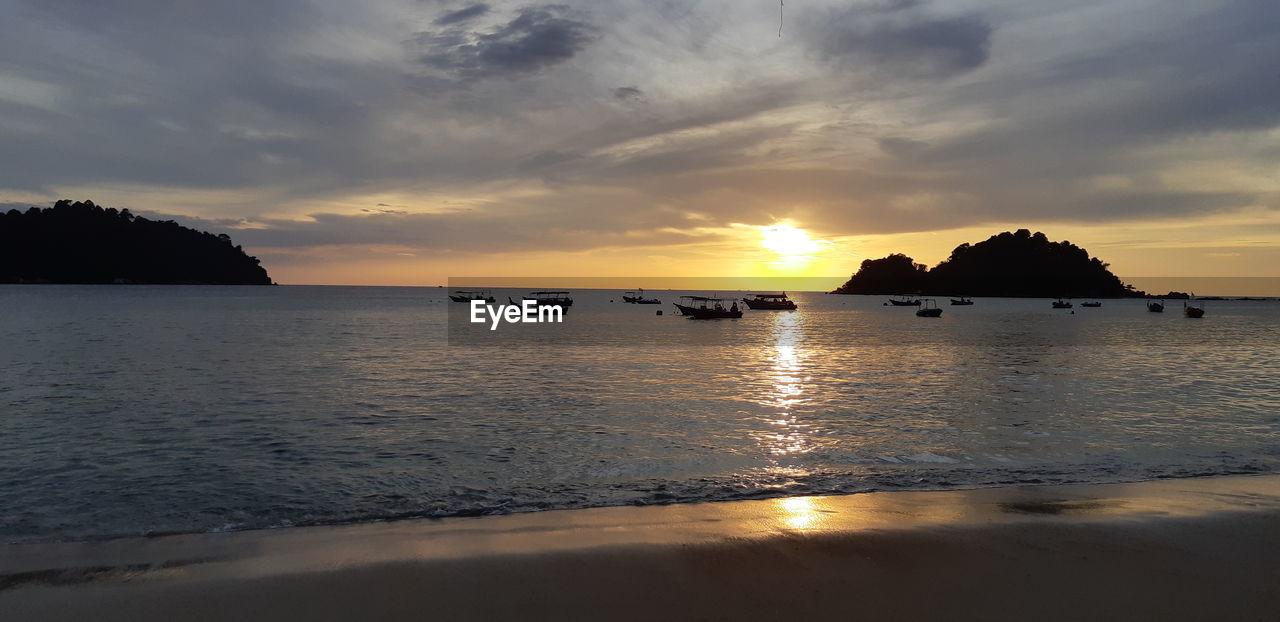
[
  {"x1": 949, "y1": 296, "x2": 973, "y2": 305},
  {"x1": 1081, "y1": 301, "x2": 1102, "y2": 308},
  {"x1": 916, "y1": 299, "x2": 942, "y2": 317},
  {"x1": 742, "y1": 292, "x2": 797, "y2": 310},
  {"x1": 510, "y1": 291, "x2": 574, "y2": 307},
  {"x1": 673, "y1": 296, "x2": 742, "y2": 319},
  {"x1": 887, "y1": 294, "x2": 921, "y2": 306},
  {"x1": 449, "y1": 289, "x2": 495, "y2": 303},
  {"x1": 1184, "y1": 299, "x2": 1205, "y2": 318},
  {"x1": 1147, "y1": 299, "x2": 1164, "y2": 313},
  {"x1": 1052, "y1": 298, "x2": 1073, "y2": 309},
  {"x1": 623, "y1": 288, "x2": 661, "y2": 304}
]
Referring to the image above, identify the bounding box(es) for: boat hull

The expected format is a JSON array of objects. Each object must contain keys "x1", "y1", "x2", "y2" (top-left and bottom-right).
[
  {"x1": 742, "y1": 299, "x2": 796, "y2": 310},
  {"x1": 1148, "y1": 303, "x2": 1164, "y2": 313},
  {"x1": 949, "y1": 299, "x2": 973, "y2": 305},
  {"x1": 916, "y1": 308, "x2": 943, "y2": 317},
  {"x1": 1184, "y1": 307, "x2": 1204, "y2": 318},
  {"x1": 887, "y1": 299, "x2": 921, "y2": 306},
  {"x1": 673, "y1": 303, "x2": 742, "y2": 319}
]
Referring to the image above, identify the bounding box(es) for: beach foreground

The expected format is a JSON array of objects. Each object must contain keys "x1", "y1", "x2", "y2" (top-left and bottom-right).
[{"x1": 4, "y1": 475, "x2": 1280, "y2": 621}]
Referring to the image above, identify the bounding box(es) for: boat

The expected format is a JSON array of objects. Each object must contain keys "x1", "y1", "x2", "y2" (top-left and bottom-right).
[
  {"x1": 1235, "y1": 297, "x2": 1265, "y2": 301},
  {"x1": 449, "y1": 289, "x2": 495, "y2": 303},
  {"x1": 1147, "y1": 299, "x2": 1164, "y2": 313},
  {"x1": 672, "y1": 296, "x2": 743, "y2": 319},
  {"x1": 1184, "y1": 299, "x2": 1205, "y2": 318},
  {"x1": 949, "y1": 297, "x2": 973, "y2": 305},
  {"x1": 915, "y1": 299, "x2": 942, "y2": 317},
  {"x1": 1081, "y1": 301, "x2": 1102, "y2": 307},
  {"x1": 742, "y1": 292, "x2": 797, "y2": 310},
  {"x1": 887, "y1": 294, "x2": 921, "y2": 306},
  {"x1": 510, "y1": 291, "x2": 574, "y2": 307},
  {"x1": 1052, "y1": 298, "x2": 1073, "y2": 309},
  {"x1": 622, "y1": 288, "x2": 661, "y2": 304}
]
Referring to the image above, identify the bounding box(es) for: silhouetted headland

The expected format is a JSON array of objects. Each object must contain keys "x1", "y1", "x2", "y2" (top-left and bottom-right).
[
  {"x1": 0, "y1": 200, "x2": 272, "y2": 285},
  {"x1": 831, "y1": 229, "x2": 1141, "y2": 297}
]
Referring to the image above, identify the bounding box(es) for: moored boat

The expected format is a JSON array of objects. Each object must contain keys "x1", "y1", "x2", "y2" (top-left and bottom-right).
[
  {"x1": 887, "y1": 294, "x2": 921, "y2": 306},
  {"x1": 1147, "y1": 299, "x2": 1164, "y2": 313},
  {"x1": 1184, "y1": 299, "x2": 1205, "y2": 318},
  {"x1": 916, "y1": 299, "x2": 942, "y2": 317},
  {"x1": 449, "y1": 289, "x2": 496, "y2": 303},
  {"x1": 742, "y1": 292, "x2": 797, "y2": 310},
  {"x1": 673, "y1": 296, "x2": 742, "y2": 319},
  {"x1": 623, "y1": 288, "x2": 660, "y2": 304},
  {"x1": 1081, "y1": 301, "x2": 1102, "y2": 307},
  {"x1": 511, "y1": 291, "x2": 574, "y2": 307},
  {"x1": 1052, "y1": 298, "x2": 1073, "y2": 309},
  {"x1": 950, "y1": 296, "x2": 973, "y2": 305}
]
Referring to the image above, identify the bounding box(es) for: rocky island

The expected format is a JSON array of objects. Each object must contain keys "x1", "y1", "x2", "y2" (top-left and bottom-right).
[
  {"x1": 0, "y1": 199, "x2": 272, "y2": 285},
  {"x1": 832, "y1": 229, "x2": 1140, "y2": 297}
]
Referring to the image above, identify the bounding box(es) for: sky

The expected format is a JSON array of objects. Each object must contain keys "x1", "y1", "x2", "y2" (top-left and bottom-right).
[{"x1": 1, "y1": 0, "x2": 1278, "y2": 287}]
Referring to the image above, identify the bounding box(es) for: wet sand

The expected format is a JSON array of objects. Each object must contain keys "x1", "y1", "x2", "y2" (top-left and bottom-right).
[{"x1": 3, "y1": 475, "x2": 1280, "y2": 621}]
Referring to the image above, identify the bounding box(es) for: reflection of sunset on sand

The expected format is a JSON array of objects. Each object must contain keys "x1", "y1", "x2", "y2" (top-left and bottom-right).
[{"x1": 5, "y1": 476, "x2": 1279, "y2": 621}]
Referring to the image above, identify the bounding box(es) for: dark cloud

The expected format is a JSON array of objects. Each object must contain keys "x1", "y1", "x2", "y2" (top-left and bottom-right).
[
  {"x1": 613, "y1": 86, "x2": 645, "y2": 103},
  {"x1": 800, "y1": 1, "x2": 991, "y2": 79},
  {"x1": 0, "y1": 0, "x2": 1277, "y2": 261},
  {"x1": 433, "y1": 3, "x2": 490, "y2": 26},
  {"x1": 419, "y1": 5, "x2": 597, "y2": 79}
]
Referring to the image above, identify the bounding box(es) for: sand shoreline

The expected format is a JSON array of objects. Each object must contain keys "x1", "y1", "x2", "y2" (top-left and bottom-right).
[{"x1": 4, "y1": 474, "x2": 1280, "y2": 620}]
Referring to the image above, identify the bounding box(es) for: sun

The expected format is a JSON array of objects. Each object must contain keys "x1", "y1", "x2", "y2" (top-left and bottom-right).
[{"x1": 760, "y1": 223, "x2": 824, "y2": 258}]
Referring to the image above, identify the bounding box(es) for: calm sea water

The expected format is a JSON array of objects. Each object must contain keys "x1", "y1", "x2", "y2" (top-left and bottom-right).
[{"x1": 2, "y1": 285, "x2": 1278, "y2": 542}]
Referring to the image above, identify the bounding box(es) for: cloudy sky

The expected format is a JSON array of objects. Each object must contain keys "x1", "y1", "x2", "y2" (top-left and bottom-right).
[{"x1": 1, "y1": 0, "x2": 1277, "y2": 285}]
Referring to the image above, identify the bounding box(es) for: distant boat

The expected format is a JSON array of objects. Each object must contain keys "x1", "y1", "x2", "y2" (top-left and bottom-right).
[
  {"x1": 449, "y1": 289, "x2": 495, "y2": 303},
  {"x1": 1052, "y1": 298, "x2": 1073, "y2": 309},
  {"x1": 673, "y1": 296, "x2": 742, "y2": 319},
  {"x1": 1235, "y1": 296, "x2": 1265, "y2": 301},
  {"x1": 742, "y1": 292, "x2": 797, "y2": 310},
  {"x1": 916, "y1": 299, "x2": 943, "y2": 317},
  {"x1": 949, "y1": 297, "x2": 973, "y2": 305},
  {"x1": 1081, "y1": 301, "x2": 1102, "y2": 307},
  {"x1": 887, "y1": 295, "x2": 921, "y2": 306},
  {"x1": 511, "y1": 291, "x2": 573, "y2": 307},
  {"x1": 1147, "y1": 299, "x2": 1164, "y2": 313},
  {"x1": 622, "y1": 288, "x2": 660, "y2": 304},
  {"x1": 1184, "y1": 299, "x2": 1205, "y2": 318}
]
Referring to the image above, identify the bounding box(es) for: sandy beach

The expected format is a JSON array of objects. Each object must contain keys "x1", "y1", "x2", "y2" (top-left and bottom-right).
[{"x1": 3, "y1": 474, "x2": 1280, "y2": 621}]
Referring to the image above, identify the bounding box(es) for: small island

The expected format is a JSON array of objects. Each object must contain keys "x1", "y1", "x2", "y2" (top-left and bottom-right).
[
  {"x1": 831, "y1": 229, "x2": 1141, "y2": 297},
  {"x1": 0, "y1": 199, "x2": 272, "y2": 285}
]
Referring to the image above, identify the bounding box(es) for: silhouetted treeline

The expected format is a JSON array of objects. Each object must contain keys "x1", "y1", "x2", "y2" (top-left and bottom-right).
[
  {"x1": 831, "y1": 229, "x2": 1140, "y2": 297},
  {"x1": 0, "y1": 200, "x2": 272, "y2": 285}
]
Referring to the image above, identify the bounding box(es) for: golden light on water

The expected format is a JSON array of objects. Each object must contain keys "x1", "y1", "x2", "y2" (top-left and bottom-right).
[{"x1": 754, "y1": 312, "x2": 815, "y2": 457}]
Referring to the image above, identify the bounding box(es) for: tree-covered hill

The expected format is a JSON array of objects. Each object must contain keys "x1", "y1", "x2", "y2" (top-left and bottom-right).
[
  {"x1": 0, "y1": 200, "x2": 272, "y2": 285},
  {"x1": 832, "y1": 229, "x2": 1138, "y2": 297}
]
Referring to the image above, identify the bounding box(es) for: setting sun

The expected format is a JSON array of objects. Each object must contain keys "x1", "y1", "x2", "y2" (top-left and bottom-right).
[{"x1": 760, "y1": 223, "x2": 826, "y2": 259}]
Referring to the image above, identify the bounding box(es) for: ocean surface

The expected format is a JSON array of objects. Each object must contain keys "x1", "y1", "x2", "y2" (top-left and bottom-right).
[{"x1": 2, "y1": 285, "x2": 1278, "y2": 543}]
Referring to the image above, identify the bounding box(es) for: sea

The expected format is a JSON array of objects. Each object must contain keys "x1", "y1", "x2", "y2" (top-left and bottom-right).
[{"x1": 2, "y1": 285, "x2": 1278, "y2": 543}]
